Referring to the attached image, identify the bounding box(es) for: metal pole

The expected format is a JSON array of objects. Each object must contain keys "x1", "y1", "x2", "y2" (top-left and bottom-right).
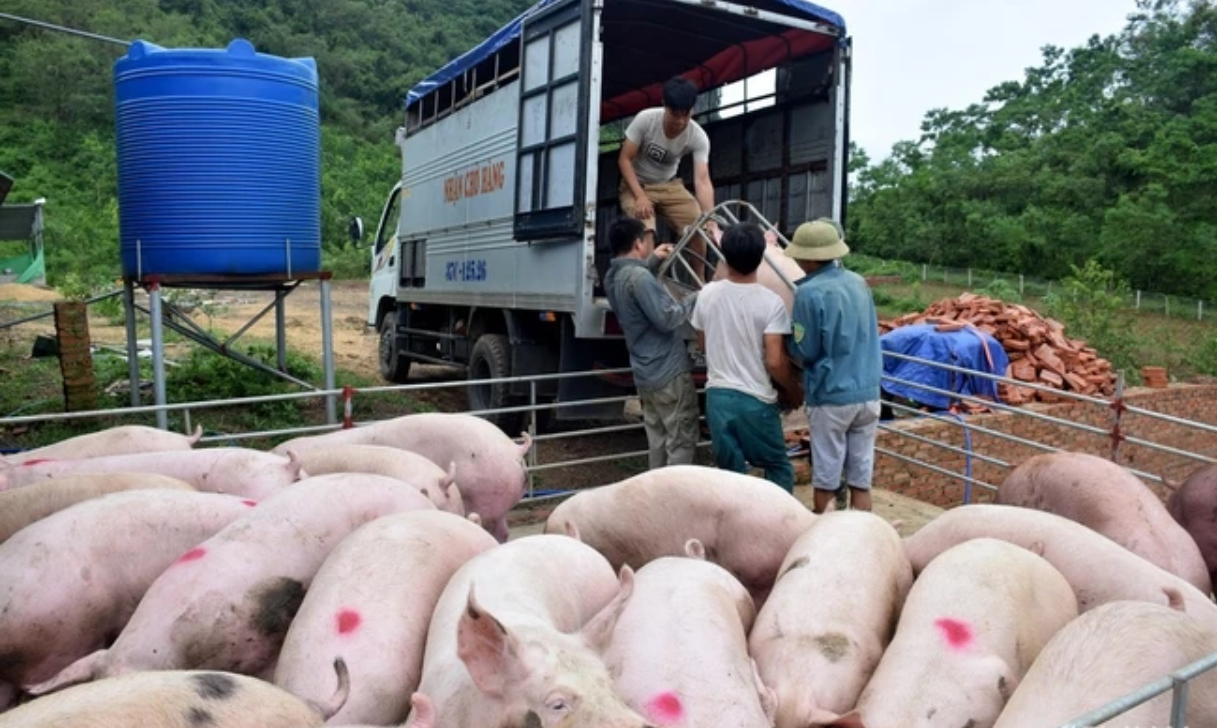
[
  {"x1": 148, "y1": 282, "x2": 168, "y2": 430},
  {"x1": 1166, "y1": 296, "x2": 1170, "y2": 318},
  {"x1": 528, "y1": 380, "x2": 538, "y2": 498},
  {"x1": 275, "y1": 290, "x2": 287, "y2": 372},
  {"x1": 320, "y1": 278, "x2": 336, "y2": 425},
  {"x1": 1199, "y1": 300, "x2": 1204, "y2": 321},
  {"x1": 1019, "y1": 274, "x2": 1024, "y2": 295},
  {"x1": 0, "y1": 12, "x2": 130, "y2": 46},
  {"x1": 1169, "y1": 677, "x2": 1189, "y2": 727},
  {"x1": 1136, "y1": 290, "x2": 1142, "y2": 309},
  {"x1": 123, "y1": 280, "x2": 140, "y2": 407},
  {"x1": 1110, "y1": 371, "x2": 1126, "y2": 463},
  {"x1": 967, "y1": 268, "x2": 972, "y2": 287},
  {"x1": 922, "y1": 263, "x2": 927, "y2": 282}
]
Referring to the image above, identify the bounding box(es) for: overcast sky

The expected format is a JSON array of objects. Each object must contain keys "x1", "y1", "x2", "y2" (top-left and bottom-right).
[{"x1": 831, "y1": 0, "x2": 1141, "y2": 160}]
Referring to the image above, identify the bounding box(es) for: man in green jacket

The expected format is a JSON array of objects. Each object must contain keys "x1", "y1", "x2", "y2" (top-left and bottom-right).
[{"x1": 786, "y1": 219, "x2": 883, "y2": 513}]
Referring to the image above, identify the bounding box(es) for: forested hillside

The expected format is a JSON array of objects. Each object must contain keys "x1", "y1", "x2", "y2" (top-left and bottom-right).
[
  {"x1": 0, "y1": 0, "x2": 530, "y2": 285},
  {"x1": 847, "y1": 0, "x2": 1217, "y2": 300}
]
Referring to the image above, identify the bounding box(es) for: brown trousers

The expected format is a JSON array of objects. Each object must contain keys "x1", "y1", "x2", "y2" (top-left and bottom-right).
[{"x1": 618, "y1": 179, "x2": 702, "y2": 238}]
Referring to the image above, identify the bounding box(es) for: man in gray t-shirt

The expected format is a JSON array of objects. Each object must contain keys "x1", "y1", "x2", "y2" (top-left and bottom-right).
[{"x1": 618, "y1": 77, "x2": 717, "y2": 281}]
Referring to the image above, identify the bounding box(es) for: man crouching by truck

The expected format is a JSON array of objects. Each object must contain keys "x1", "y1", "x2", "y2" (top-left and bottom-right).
[
  {"x1": 605, "y1": 218, "x2": 700, "y2": 469},
  {"x1": 618, "y1": 77, "x2": 718, "y2": 282}
]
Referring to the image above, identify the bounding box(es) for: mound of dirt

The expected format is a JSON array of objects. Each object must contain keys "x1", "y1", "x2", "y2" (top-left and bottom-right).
[{"x1": 0, "y1": 283, "x2": 61, "y2": 302}]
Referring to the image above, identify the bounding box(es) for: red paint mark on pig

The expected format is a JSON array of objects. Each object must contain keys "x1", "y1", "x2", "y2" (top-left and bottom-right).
[
  {"x1": 935, "y1": 618, "x2": 973, "y2": 650},
  {"x1": 336, "y1": 609, "x2": 362, "y2": 635},
  {"x1": 645, "y1": 692, "x2": 684, "y2": 723},
  {"x1": 19, "y1": 459, "x2": 53, "y2": 466},
  {"x1": 175, "y1": 547, "x2": 207, "y2": 565},
  {"x1": 241, "y1": 499, "x2": 257, "y2": 507}
]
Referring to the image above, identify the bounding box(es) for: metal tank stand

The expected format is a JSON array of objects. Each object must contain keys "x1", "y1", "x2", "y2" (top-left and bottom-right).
[{"x1": 121, "y1": 271, "x2": 336, "y2": 430}]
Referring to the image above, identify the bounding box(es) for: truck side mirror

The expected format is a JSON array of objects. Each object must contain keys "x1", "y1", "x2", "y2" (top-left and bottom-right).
[{"x1": 348, "y1": 216, "x2": 365, "y2": 244}]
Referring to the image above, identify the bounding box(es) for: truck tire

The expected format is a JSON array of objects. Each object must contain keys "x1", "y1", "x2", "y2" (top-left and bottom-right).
[
  {"x1": 378, "y1": 312, "x2": 411, "y2": 383},
  {"x1": 468, "y1": 333, "x2": 523, "y2": 434}
]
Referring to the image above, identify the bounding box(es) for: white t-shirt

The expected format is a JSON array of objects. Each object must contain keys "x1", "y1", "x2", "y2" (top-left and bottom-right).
[
  {"x1": 691, "y1": 280, "x2": 791, "y2": 403},
  {"x1": 625, "y1": 108, "x2": 711, "y2": 185}
]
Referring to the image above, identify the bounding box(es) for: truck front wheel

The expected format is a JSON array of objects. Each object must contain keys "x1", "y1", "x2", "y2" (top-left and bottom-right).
[
  {"x1": 378, "y1": 312, "x2": 411, "y2": 383},
  {"x1": 468, "y1": 334, "x2": 524, "y2": 434}
]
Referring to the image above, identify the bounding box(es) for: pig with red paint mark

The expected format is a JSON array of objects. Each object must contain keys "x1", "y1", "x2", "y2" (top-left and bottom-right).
[
  {"x1": 0, "y1": 424, "x2": 203, "y2": 467},
  {"x1": 0, "y1": 490, "x2": 253, "y2": 709},
  {"x1": 604, "y1": 540, "x2": 776, "y2": 728},
  {"x1": 0, "y1": 472, "x2": 196, "y2": 544},
  {"x1": 1167, "y1": 462, "x2": 1217, "y2": 591},
  {"x1": 751, "y1": 511, "x2": 913, "y2": 728},
  {"x1": 997, "y1": 452, "x2": 1211, "y2": 594},
  {"x1": 294, "y1": 445, "x2": 465, "y2": 515},
  {"x1": 27, "y1": 473, "x2": 436, "y2": 696},
  {"x1": 0, "y1": 447, "x2": 304, "y2": 499},
  {"x1": 712, "y1": 227, "x2": 804, "y2": 314},
  {"x1": 902, "y1": 504, "x2": 1217, "y2": 632},
  {"x1": 272, "y1": 413, "x2": 530, "y2": 542},
  {"x1": 407, "y1": 534, "x2": 656, "y2": 728},
  {"x1": 0, "y1": 661, "x2": 349, "y2": 728},
  {"x1": 544, "y1": 465, "x2": 815, "y2": 605},
  {"x1": 829, "y1": 538, "x2": 1077, "y2": 728},
  {"x1": 275, "y1": 510, "x2": 497, "y2": 725},
  {"x1": 994, "y1": 600, "x2": 1217, "y2": 728}
]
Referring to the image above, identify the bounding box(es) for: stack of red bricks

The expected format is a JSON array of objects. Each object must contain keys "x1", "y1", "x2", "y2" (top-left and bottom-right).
[{"x1": 879, "y1": 293, "x2": 1118, "y2": 405}]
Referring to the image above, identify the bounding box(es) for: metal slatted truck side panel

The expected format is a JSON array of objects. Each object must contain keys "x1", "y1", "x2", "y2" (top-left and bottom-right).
[{"x1": 362, "y1": 0, "x2": 851, "y2": 432}]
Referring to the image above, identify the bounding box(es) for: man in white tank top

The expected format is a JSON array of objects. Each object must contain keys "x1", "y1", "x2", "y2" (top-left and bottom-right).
[
  {"x1": 618, "y1": 77, "x2": 717, "y2": 281},
  {"x1": 691, "y1": 223, "x2": 804, "y2": 491}
]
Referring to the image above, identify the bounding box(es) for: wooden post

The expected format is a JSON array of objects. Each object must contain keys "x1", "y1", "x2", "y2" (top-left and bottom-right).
[{"x1": 53, "y1": 300, "x2": 97, "y2": 413}]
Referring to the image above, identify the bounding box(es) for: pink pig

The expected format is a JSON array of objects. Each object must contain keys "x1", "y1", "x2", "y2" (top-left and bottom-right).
[
  {"x1": 997, "y1": 452, "x2": 1210, "y2": 593},
  {"x1": 0, "y1": 447, "x2": 304, "y2": 499},
  {"x1": 294, "y1": 445, "x2": 464, "y2": 514},
  {"x1": 902, "y1": 504, "x2": 1217, "y2": 633},
  {"x1": 274, "y1": 511, "x2": 496, "y2": 725},
  {"x1": 604, "y1": 540, "x2": 776, "y2": 728},
  {"x1": 0, "y1": 490, "x2": 253, "y2": 707},
  {"x1": 831, "y1": 538, "x2": 1077, "y2": 728},
  {"x1": 408, "y1": 534, "x2": 653, "y2": 728},
  {"x1": 273, "y1": 413, "x2": 530, "y2": 542},
  {"x1": 993, "y1": 601, "x2": 1217, "y2": 728},
  {"x1": 1, "y1": 424, "x2": 202, "y2": 465},
  {"x1": 545, "y1": 465, "x2": 815, "y2": 604},
  {"x1": 27, "y1": 473, "x2": 436, "y2": 696},
  {"x1": 750, "y1": 511, "x2": 913, "y2": 728}
]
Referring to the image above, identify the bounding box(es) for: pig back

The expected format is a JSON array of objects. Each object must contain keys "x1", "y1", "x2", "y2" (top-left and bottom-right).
[
  {"x1": 997, "y1": 452, "x2": 1210, "y2": 593},
  {"x1": 994, "y1": 601, "x2": 1217, "y2": 728}
]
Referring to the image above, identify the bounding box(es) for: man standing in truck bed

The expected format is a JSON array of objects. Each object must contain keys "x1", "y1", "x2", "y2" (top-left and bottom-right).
[{"x1": 618, "y1": 76, "x2": 717, "y2": 281}]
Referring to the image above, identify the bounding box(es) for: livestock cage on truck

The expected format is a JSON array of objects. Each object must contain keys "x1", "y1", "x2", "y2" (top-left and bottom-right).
[{"x1": 365, "y1": 0, "x2": 851, "y2": 432}]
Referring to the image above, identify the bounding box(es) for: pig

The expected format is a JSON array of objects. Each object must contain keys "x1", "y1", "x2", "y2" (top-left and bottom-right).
[
  {"x1": 993, "y1": 601, "x2": 1217, "y2": 725},
  {"x1": 544, "y1": 465, "x2": 816, "y2": 603},
  {"x1": 0, "y1": 660, "x2": 349, "y2": 728},
  {"x1": 713, "y1": 227, "x2": 803, "y2": 314},
  {"x1": 274, "y1": 510, "x2": 497, "y2": 725},
  {"x1": 409, "y1": 534, "x2": 653, "y2": 728},
  {"x1": 272, "y1": 413, "x2": 530, "y2": 542},
  {"x1": 1167, "y1": 462, "x2": 1217, "y2": 590},
  {"x1": 997, "y1": 451, "x2": 1210, "y2": 593},
  {"x1": 0, "y1": 490, "x2": 254, "y2": 705},
  {"x1": 0, "y1": 447, "x2": 304, "y2": 498},
  {"x1": 28, "y1": 473, "x2": 436, "y2": 695},
  {"x1": 750, "y1": 511, "x2": 913, "y2": 728},
  {"x1": 604, "y1": 540, "x2": 775, "y2": 728},
  {"x1": 902, "y1": 504, "x2": 1217, "y2": 633},
  {"x1": 0, "y1": 472, "x2": 195, "y2": 543},
  {"x1": 294, "y1": 445, "x2": 464, "y2": 515},
  {"x1": 1, "y1": 424, "x2": 203, "y2": 465},
  {"x1": 994, "y1": 600, "x2": 1217, "y2": 728},
  {"x1": 831, "y1": 538, "x2": 1077, "y2": 728}
]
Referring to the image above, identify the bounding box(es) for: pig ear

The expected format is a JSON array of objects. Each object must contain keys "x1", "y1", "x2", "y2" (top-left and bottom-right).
[
  {"x1": 187, "y1": 424, "x2": 204, "y2": 445},
  {"x1": 284, "y1": 449, "x2": 305, "y2": 481},
  {"x1": 684, "y1": 538, "x2": 706, "y2": 560},
  {"x1": 467, "y1": 511, "x2": 482, "y2": 527},
  {"x1": 517, "y1": 432, "x2": 532, "y2": 457},
  {"x1": 404, "y1": 692, "x2": 437, "y2": 728},
  {"x1": 457, "y1": 584, "x2": 519, "y2": 697},
  {"x1": 1164, "y1": 586, "x2": 1186, "y2": 611},
  {"x1": 581, "y1": 565, "x2": 634, "y2": 651},
  {"x1": 564, "y1": 521, "x2": 582, "y2": 542},
  {"x1": 442, "y1": 461, "x2": 457, "y2": 488}
]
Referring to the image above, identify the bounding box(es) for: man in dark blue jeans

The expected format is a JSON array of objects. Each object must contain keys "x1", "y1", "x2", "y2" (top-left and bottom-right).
[{"x1": 604, "y1": 218, "x2": 699, "y2": 469}]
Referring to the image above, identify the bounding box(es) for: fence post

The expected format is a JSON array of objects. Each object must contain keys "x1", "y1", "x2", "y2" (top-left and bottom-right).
[
  {"x1": 944, "y1": 267, "x2": 948, "y2": 284},
  {"x1": 1166, "y1": 296, "x2": 1170, "y2": 318},
  {"x1": 527, "y1": 380, "x2": 538, "y2": 498},
  {"x1": 1136, "y1": 290, "x2": 1141, "y2": 310},
  {"x1": 1019, "y1": 274, "x2": 1024, "y2": 295},
  {"x1": 967, "y1": 268, "x2": 973, "y2": 287},
  {"x1": 1200, "y1": 300, "x2": 1204, "y2": 321},
  {"x1": 922, "y1": 263, "x2": 927, "y2": 282},
  {"x1": 1109, "y1": 371, "x2": 1126, "y2": 463}
]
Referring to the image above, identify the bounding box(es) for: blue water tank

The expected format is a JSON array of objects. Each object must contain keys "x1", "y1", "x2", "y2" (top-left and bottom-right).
[{"x1": 114, "y1": 39, "x2": 321, "y2": 278}]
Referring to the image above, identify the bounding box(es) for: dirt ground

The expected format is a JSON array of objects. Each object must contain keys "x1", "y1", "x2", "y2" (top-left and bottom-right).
[{"x1": 2, "y1": 280, "x2": 944, "y2": 532}]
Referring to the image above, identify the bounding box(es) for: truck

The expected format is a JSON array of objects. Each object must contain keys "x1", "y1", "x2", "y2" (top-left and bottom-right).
[{"x1": 362, "y1": 0, "x2": 850, "y2": 431}]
